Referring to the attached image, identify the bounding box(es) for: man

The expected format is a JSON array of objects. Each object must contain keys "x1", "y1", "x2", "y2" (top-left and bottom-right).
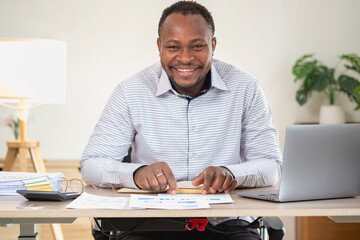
[{"x1": 81, "y1": 1, "x2": 282, "y2": 239}]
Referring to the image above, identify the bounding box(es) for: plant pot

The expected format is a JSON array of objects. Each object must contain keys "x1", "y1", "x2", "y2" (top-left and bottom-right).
[{"x1": 319, "y1": 105, "x2": 345, "y2": 124}]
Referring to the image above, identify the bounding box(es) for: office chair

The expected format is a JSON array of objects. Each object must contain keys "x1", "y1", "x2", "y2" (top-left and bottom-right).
[
  {"x1": 93, "y1": 216, "x2": 285, "y2": 240},
  {"x1": 261, "y1": 217, "x2": 285, "y2": 240}
]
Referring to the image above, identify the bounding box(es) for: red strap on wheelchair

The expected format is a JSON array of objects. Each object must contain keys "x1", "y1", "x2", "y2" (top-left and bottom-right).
[{"x1": 186, "y1": 219, "x2": 208, "y2": 231}]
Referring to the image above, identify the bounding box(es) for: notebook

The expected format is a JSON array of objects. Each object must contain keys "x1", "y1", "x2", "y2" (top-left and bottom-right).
[{"x1": 237, "y1": 124, "x2": 360, "y2": 202}]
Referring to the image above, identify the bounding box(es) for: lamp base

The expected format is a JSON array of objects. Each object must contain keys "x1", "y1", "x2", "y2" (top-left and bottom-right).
[{"x1": 3, "y1": 140, "x2": 46, "y2": 173}]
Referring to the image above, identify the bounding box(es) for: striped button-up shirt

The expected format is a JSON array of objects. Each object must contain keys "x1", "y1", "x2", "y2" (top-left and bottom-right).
[{"x1": 81, "y1": 58, "x2": 282, "y2": 192}]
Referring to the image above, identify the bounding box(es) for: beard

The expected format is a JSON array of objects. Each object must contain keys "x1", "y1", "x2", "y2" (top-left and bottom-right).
[{"x1": 168, "y1": 73, "x2": 206, "y2": 90}]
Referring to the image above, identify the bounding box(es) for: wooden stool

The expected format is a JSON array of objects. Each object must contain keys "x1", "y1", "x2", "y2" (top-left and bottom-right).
[
  {"x1": 3, "y1": 140, "x2": 65, "y2": 240},
  {"x1": 3, "y1": 140, "x2": 46, "y2": 173}
]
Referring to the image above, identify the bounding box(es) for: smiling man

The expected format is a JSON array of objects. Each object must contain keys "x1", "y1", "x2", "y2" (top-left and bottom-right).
[
  {"x1": 81, "y1": 1, "x2": 282, "y2": 239},
  {"x1": 157, "y1": 12, "x2": 216, "y2": 98}
]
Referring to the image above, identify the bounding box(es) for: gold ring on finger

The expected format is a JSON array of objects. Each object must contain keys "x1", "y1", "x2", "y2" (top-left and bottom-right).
[{"x1": 156, "y1": 172, "x2": 164, "y2": 178}]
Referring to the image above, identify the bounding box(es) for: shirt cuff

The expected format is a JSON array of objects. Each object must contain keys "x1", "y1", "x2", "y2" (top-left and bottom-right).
[
  {"x1": 223, "y1": 164, "x2": 248, "y2": 187},
  {"x1": 107, "y1": 163, "x2": 145, "y2": 189}
]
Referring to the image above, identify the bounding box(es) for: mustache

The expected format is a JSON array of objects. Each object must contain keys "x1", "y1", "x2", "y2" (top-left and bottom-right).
[{"x1": 170, "y1": 62, "x2": 200, "y2": 68}]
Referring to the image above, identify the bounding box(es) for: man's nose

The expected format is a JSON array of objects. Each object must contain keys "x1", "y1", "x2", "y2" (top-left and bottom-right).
[{"x1": 177, "y1": 49, "x2": 195, "y2": 64}]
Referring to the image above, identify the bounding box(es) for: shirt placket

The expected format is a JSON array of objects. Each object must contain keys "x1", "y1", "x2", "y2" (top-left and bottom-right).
[{"x1": 186, "y1": 99, "x2": 199, "y2": 180}]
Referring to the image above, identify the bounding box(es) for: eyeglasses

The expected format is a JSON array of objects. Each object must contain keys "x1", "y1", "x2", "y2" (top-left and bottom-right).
[
  {"x1": 83, "y1": 179, "x2": 118, "y2": 195},
  {"x1": 58, "y1": 177, "x2": 84, "y2": 194},
  {"x1": 57, "y1": 178, "x2": 118, "y2": 195}
]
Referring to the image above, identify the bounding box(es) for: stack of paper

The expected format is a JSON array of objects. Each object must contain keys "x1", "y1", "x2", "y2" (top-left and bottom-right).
[
  {"x1": 23, "y1": 176, "x2": 53, "y2": 191},
  {"x1": 0, "y1": 178, "x2": 24, "y2": 195},
  {"x1": 0, "y1": 171, "x2": 64, "y2": 195}
]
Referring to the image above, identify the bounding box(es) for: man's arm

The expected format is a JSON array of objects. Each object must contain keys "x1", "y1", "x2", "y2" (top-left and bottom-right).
[
  {"x1": 193, "y1": 80, "x2": 282, "y2": 192},
  {"x1": 227, "y1": 80, "x2": 282, "y2": 188},
  {"x1": 80, "y1": 83, "x2": 143, "y2": 189}
]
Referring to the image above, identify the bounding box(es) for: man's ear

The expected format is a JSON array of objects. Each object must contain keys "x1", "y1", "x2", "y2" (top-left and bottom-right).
[
  {"x1": 212, "y1": 37, "x2": 217, "y2": 55},
  {"x1": 157, "y1": 38, "x2": 161, "y2": 52}
]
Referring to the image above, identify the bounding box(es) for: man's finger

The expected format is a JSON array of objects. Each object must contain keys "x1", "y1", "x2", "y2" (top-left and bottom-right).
[
  {"x1": 201, "y1": 171, "x2": 215, "y2": 194},
  {"x1": 209, "y1": 171, "x2": 227, "y2": 193},
  {"x1": 224, "y1": 180, "x2": 238, "y2": 193},
  {"x1": 141, "y1": 176, "x2": 151, "y2": 190},
  {"x1": 219, "y1": 173, "x2": 233, "y2": 192},
  {"x1": 148, "y1": 174, "x2": 161, "y2": 192},
  {"x1": 155, "y1": 172, "x2": 168, "y2": 191},
  {"x1": 162, "y1": 167, "x2": 177, "y2": 194},
  {"x1": 192, "y1": 172, "x2": 204, "y2": 186}
]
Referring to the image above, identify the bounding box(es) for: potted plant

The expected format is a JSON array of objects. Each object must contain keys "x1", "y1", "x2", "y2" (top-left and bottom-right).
[{"x1": 292, "y1": 53, "x2": 360, "y2": 124}]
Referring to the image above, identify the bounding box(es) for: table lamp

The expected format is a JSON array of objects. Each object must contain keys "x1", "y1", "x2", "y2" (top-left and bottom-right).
[{"x1": 0, "y1": 39, "x2": 67, "y2": 173}]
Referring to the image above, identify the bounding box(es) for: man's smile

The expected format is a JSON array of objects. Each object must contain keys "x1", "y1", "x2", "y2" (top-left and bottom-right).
[
  {"x1": 171, "y1": 66, "x2": 200, "y2": 77},
  {"x1": 176, "y1": 68, "x2": 196, "y2": 72}
]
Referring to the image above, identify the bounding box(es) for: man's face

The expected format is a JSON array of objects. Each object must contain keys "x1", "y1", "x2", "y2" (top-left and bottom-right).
[{"x1": 157, "y1": 13, "x2": 216, "y2": 97}]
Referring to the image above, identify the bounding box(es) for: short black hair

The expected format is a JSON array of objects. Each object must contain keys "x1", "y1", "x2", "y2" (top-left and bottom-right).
[{"x1": 158, "y1": 1, "x2": 215, "y2": 37}]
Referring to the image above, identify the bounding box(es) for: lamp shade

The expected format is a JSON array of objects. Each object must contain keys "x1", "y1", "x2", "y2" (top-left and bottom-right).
[{"x1": 0, "y1": 39, "x2": 66, "y2": 103}]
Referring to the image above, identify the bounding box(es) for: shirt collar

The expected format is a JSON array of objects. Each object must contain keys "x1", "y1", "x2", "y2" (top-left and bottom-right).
[
  {"x1": 156, "y1": 61, "x2": 229, "y2": 97},
  {"x1": 210, "y1": 63, "x2": 229, "y2": 91},
  {"x1": 156, "y1": 68, "x2": 173, "y2": 97}
]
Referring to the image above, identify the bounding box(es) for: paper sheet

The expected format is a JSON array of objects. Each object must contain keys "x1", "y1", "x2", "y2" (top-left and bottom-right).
[
  {"x1": 158, "y1": 193, "x2": 234, "y2": 204},
  {"x1": 66, "y1": 192, "x2": 141, "y2": 209},
  {"x1": 129, "y1": 194, "x2": 210, "y2": 209}
]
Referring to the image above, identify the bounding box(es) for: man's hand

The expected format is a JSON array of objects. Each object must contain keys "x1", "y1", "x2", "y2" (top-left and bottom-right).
[
  {"x1": 192, "y1": 166, "x2": 237, "y2": 194},
  {"x1": 134, "y1": 162, "x2": 177, "y2": 194}
]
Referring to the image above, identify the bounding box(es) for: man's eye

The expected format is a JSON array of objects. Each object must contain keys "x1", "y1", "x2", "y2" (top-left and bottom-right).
[
  {"x1": 167, "y1": 46, "x2": 179, "y2": 50},
  {"x1": 192, "y1": 45, "x2": 204, "y2": 50}
]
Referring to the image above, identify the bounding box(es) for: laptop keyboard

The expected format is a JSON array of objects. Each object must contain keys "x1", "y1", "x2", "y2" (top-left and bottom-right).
[
  {"x1": 260, "y1": 194, "x2": 278, "y2": 197},
  {"x1": 259, "y1": 193, "x2": 279, "y2": 200}
]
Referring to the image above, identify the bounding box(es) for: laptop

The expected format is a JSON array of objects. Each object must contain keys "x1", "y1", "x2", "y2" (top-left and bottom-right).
[{"x1": 237, "y1": 124, "x2": 360, "y2": 202}]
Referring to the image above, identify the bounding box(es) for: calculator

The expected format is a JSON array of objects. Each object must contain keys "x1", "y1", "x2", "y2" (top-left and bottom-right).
[{"x1": 17, "y1": 190, "x2": 81, "y2": 201}]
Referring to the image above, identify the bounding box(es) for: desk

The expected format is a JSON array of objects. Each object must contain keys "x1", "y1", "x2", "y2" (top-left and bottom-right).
[{"x1": 1, "y1": 186, "x2": 360, "y2": 239}]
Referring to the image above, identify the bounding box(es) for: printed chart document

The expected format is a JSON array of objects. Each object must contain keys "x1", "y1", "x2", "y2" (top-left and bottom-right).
[
  {"x1": 66, "y1": 192, "x2": 139, "y2": 210},
  {"x1": 158, "y1": 193, "x2": 234, "y2": 204},
  {"x1": 129, "y1": 194, "x2": 210, "y2": 209}
]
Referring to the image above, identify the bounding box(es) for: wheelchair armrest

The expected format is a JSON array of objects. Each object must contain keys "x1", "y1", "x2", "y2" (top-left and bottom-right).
[{"x1": 262, "y1": 217, "x2": 285, "y2": 240}]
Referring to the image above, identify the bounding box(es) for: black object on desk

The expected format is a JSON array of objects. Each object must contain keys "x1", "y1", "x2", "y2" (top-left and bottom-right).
[{"x1": 17, "y1": 190, "x2": 80, "y2": 201}]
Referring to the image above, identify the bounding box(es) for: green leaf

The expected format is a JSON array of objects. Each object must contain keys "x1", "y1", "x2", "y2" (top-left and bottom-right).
[
  {"x1": 292, "y1": 54, "x2": 317, "y2": 80},
  {"x1": 339, "y1": 75, "x2": 360, "y2": 104},
  {"x1": 354, "y1": 86, "x2": 360, "y2": 110},
  {"x1": 340, "y1": 54, "x2": 360, "y2": 73},
  {"x1": 354, "y1": 85, "x2": 360, "y2": 94},
  {"x1": 294, "y1": 54, "x2": 314, "y2": 65},
  {"x1": 302, "y1": 66, "x2": 333, "y2": 92},
  {"x1": 296, "y1": 87, "x2": 311, "y2": 106}
]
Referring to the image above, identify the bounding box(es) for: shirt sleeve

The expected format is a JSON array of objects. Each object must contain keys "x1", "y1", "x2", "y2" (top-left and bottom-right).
[
  {"x1": 225, "y1": 81, "x2": 283, "y2": 188},
  {"x1": 80, "y1": 83, "x2": 143, "y2": 189}
]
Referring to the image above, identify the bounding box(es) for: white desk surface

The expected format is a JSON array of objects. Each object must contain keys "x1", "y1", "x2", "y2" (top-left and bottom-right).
[{"x1": 1, "y1": 186, "x2": 360, "y2": 219}]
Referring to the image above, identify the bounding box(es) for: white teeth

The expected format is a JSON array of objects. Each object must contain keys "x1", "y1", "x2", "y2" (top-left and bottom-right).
[{"x1": 177, "y1": 68, "x2": 195, "y2": 72}]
